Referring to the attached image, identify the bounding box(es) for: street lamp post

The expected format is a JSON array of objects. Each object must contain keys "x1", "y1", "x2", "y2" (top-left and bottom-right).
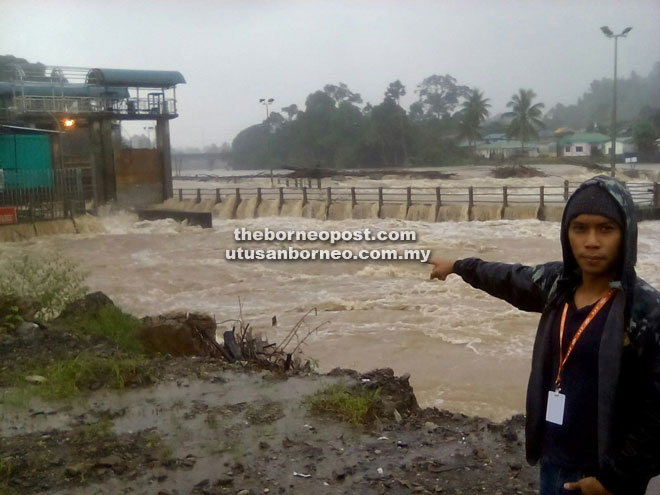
[
  {"x1": 259, "y1": 98, "x2": 274, "y2": 119},
  {"x1": 601, "y1": 25, "x2": 632, "y2": 177}
]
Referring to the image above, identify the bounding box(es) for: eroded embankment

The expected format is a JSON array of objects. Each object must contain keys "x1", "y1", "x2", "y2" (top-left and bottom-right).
[{"x1": 0, "y1": 294, "x2": 538, "y2": 495}]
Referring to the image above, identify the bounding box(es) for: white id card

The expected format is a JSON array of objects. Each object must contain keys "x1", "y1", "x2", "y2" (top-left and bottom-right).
[{"x1": 546, "y1": 390, "x2": 565, "y2": 425}]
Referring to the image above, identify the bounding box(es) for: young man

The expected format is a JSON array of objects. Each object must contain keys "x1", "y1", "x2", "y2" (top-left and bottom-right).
[{"x1": 429, "y1": 176, "x2": 660, "y2": 495}]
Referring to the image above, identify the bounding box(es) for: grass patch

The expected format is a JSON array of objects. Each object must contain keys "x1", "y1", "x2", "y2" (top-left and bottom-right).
[
  {"x1": 37, "y1": 353, "x2": 144, "y2": 399},
  {"x1": 55, "y1": 305, "x2": 145, "y2": 355},
  {"x1": 3, "y1": 353, "x2": 148, "y2": 402},
  {"x1": 304, "y1": 384, "x2": 381, "y2": 425}
]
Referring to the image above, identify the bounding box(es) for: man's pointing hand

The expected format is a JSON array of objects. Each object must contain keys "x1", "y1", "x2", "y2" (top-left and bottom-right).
[{"x1": 428, "y1": 258, "x2": 456, "y2": 281}]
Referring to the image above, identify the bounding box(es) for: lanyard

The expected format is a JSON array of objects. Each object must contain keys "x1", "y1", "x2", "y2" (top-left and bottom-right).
[{"x1": 554, "y1": 289, "x2": 614, "y2": 392}]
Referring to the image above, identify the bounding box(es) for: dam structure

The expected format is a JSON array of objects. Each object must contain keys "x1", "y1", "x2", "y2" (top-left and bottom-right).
[{"x1": 159, "y1": 180, "x2": 660, "y2": 223}]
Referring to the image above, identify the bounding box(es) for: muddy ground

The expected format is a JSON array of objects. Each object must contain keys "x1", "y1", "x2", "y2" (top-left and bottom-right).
[{"x1": 0, "y1": 319, "x2": 542, "y2": 495}]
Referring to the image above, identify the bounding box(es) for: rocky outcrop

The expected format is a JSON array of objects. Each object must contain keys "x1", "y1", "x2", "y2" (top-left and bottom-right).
[
  {"x1": 56, "y1": 291, "x2": 115, "y2": 320},
  {"x1": 140, "y1": 312, "x2": 228, "y2": 358}
]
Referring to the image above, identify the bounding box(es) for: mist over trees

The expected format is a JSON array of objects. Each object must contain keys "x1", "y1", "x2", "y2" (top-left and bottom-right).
[
  {"x1": 543, "y1": 61, "x2": 660, "y2": 132},
  {"x1": 2, "y1": 54, "x2": 658, "y2": 166},
  {"x1": 228, "y1": 62, "x2": 660, "y2": 169}
]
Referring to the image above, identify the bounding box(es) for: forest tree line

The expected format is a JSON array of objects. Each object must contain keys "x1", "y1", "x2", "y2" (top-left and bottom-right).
[{"x1": 229, "y1": 62, "x2": 660, "y2": 169}]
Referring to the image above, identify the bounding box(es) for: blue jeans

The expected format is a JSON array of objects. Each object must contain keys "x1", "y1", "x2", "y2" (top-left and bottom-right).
[{"x1": 540, "y1": 462, "x2": 589, "y2": 495}]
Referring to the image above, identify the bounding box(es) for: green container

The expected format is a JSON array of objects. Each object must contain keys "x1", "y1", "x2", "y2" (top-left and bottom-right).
[{"x1": 0, "y1": 134, "x2": 53, "y2": 188}]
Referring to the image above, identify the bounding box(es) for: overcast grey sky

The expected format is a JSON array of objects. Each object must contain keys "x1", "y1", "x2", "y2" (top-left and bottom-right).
[{"x1": 2, "y1": 0, "x2": 659, "y2": 149}]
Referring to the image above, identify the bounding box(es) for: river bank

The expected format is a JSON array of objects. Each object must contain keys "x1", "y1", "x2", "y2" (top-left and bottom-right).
[{"x1": 0, "y1": 294, "x2": 538, "y2": 495}]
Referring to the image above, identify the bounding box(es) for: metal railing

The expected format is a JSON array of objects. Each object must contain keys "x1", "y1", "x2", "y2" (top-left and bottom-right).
[
  {"x1": 10, "y1": 95, "x2": 177, "y2": 117},
  {"x1": 174, "y1": 181, "x2": 659, "y2": 208},
  {"x1": 0, "y1": 168, "x2": 85, "y2": 223}
]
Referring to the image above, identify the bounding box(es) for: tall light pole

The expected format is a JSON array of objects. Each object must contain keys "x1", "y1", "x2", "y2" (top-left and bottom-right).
[
  {"x1": 259, "y1": 98, "x2": 274, "y2": 119},
  {"x1": 601, "y1": 25, "x2": 632, "y2": 177}
]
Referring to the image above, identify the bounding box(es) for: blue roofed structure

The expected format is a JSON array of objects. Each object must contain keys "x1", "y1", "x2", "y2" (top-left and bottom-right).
[{"x1": 0, "y1": 62, "x2": 186, "y2": 209}]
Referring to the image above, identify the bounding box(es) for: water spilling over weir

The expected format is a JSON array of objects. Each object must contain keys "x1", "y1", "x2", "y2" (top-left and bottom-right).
[
  {"x1": 162, "y1": 178, "x2": 657, "y2": 223},
  {"x1": 161, "y1": 194, "x2": 559, "y2": 222}
]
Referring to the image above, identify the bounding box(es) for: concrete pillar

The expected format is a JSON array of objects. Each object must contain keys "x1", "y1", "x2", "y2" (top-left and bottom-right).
[
  {"x1": 89, "y1": 118, "x2": 116, "y2": 206},
  {"x1": 102, "y1": 119, "x2": 116, "y2": 202},
  {"x1": 156, "y1": 118, "x2": 173, "y2": 200},
  {"x1": 89, "y1": 120, "x2": 103, "y2": 207}
]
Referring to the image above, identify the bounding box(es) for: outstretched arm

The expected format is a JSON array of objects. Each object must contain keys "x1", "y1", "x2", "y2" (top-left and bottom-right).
[{"x1": 429, "y1": 257, "x2": 562, "y2": 313}]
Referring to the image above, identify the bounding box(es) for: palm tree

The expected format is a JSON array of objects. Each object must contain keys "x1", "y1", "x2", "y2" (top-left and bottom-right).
[
  {"x1": 458, "y1": 89, "x2": 491, "y2": 153},
  {"x1": 504, "y1": 89, "x2": 545, "y2": 154}
]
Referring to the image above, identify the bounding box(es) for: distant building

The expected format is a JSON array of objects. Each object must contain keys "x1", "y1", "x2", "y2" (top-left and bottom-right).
[
  {"x1": 603, "y1": 137, "x2": 636, "y2": 157},
  {"x1": 558, "y1": 132, "x2": 636, "y2": 158},
  {"x1": 559, "y1": 132, "x2": 610, "y2": 157},
  {"x1": 476, "y1": 140, "x2": 540, "y2": 159}
]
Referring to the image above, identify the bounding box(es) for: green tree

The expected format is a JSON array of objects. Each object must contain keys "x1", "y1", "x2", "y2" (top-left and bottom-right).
[
  {"x1": 289, "y1": 91, "x2": 337, "y2": 166},
  {"x1": 504, "y1": 89, "x2": 545, "y2": 153},
  {"x1": 366, "y1": 98, "x2": 409, "y2": 167},
  {"x1": 327, "y1": 101, "x2": 366, "y2": 168},
  {"x1": 264, "y1": 111, "x2": 285, "y2": 131},
  {"x1": 384, "y1": 80, "x2": 409, "y2": 165},
  {"x1": 281, "y1": 104, "x2": 299, "y2": 121},
  {"x1": 633, "y1": 121, "x2": 659, "y2": 160},
  {"x1": 323, "y1": 83, "x2": 363, "y2": 106},
  {"x1": 385, "y1": 80, "x2": 406, "y2": 103},
  {"x1": 230, "y1": 124, "x2": 270, "y2": 169},
  {"x1": 408, "y1": 101, "x2": 425, "y2": 123},
  {"x1": 458, "y1": 88, "x2": 491, "y2": 151},
  {"x1": 414, "y1": 74, "x2": 469, "y2": 120}
]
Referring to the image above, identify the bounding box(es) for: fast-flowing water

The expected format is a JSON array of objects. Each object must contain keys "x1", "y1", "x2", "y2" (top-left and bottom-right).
[{"x1": 5, "y1": 166, "x2": 660, "y2": 421}]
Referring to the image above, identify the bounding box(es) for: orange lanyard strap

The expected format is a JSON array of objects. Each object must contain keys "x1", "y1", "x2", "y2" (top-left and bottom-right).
[{"x1": 554, "y1": 289, "x2": 614, "y2": 392}]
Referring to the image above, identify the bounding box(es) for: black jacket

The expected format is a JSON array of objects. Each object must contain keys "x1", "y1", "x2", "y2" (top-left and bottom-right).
[{"x1": 452, "y1": 176, "x2": 660, "y2": 493}]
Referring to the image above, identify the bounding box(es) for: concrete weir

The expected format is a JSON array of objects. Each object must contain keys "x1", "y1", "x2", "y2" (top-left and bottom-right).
[{"x1": 155, "y1": 195, "x2": 574, "y2": 223}]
